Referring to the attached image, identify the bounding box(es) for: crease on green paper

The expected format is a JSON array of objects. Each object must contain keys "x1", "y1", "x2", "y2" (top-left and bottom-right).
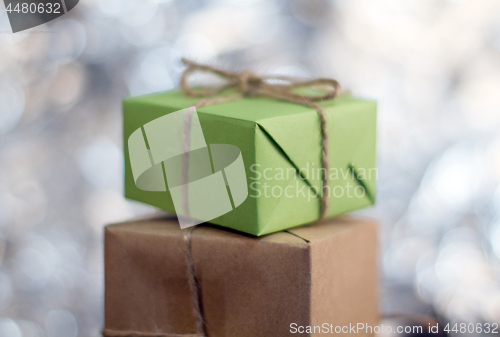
[
  {"x1": 259, "y1": 178, "x2": 295, "y2": 235},
  {"x1": 256, "y1": 123, "x2": 319, "y2": 195},
  {"x1": 348, "y1": 163, "x2": 375, "y2": 204},
  {"x1": 257, "y1": 123, "x2": 374, "y2": 203}
]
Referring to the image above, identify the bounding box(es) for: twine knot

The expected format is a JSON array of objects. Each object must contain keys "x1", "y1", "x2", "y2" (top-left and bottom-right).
[{"x1": 238, "y1": 70, "x2": 260, "y2": 96}]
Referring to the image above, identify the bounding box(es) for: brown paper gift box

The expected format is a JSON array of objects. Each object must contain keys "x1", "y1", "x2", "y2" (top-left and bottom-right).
[{"x1": 104, "y1": 216, "x2": 378, "y2": 337}]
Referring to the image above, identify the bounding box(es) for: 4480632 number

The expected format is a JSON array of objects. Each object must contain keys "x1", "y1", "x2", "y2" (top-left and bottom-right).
[
  {"x1": 444, "y1": 322, "x2": 499, "y2": 334},
  {"x1": 5, "y1": 2, "x2": 61, "y2": 14}
]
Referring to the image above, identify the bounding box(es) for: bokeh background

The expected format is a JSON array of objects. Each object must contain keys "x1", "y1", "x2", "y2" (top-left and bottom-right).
[{"x1": 1, "y1": 0, "x2": 500, "y2": 336}]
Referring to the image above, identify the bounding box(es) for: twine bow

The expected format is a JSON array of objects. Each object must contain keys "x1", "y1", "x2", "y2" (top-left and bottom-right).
[{"x1": 181, "y1": 58, "x2": 341, "y2": 220}]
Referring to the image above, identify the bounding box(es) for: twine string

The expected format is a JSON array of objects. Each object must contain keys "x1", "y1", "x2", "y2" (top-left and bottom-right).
[
  {"x1": 180, "y1": 58, "x2": 341, "y2": 219},
  {"x1": 103, "y1": 228, "x2": 205, "y2": 337},
  {"x1": 183, "y1": 228, "x2": 206, "y2": 336}
]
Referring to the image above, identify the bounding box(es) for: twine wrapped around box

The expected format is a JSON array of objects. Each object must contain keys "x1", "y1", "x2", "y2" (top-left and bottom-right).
[{"x1": 106, "y1": 60, "x2": 346, "y2": 337}]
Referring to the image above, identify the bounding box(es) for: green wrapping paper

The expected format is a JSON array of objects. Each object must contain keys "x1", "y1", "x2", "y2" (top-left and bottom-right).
[{"x1": 123, "y1": 90, "x2": 377, "y2": 236}]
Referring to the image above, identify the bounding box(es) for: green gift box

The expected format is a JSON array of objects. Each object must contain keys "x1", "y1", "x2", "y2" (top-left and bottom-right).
[{"x1": 123, "y1": 90, "x2": 377, "y2": 236}]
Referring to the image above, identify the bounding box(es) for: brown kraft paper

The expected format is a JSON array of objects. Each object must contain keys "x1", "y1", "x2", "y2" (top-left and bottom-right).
[{"x1": 104, "y1": 216, "x2": 378, "y2": 336}]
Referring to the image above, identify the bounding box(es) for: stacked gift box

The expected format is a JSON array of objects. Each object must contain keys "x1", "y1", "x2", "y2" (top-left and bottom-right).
[{"x1": 103, "y1": 65, "x2": 378, "y2": 336}]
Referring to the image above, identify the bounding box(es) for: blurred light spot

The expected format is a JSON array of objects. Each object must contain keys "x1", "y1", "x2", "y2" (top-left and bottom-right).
[
  {"x1": 493, "y1": 184, "x2": 500, "y2": 214},
  {"x1": 85, "y1": 189, "x2": 133, "y2": 231},
  {"x1": 49, "y1": 64, "x2": 86, "y2": 107},
  {"x1": 0, "y1": 318, "x2": 22, "y2": 337},
  {"x1": 173, "y1": 34, "x2": 215, "y2": 63},
  {"x1": 225, "y1": 0, "x2": 263, "y2": 5},
  {"x1": 384, "y1": 237, "x2": 435, "y2": 284},
  {"x1": 16, "y1": 248, "x2": 52, "y2": 289},
  {"x1": 11, "y1": 180, "x2": 47, "y2": 228},
  {"x1": 15, "y1": 235, "x2": 60, "y2": 290},
  {"x1": 120, "y1": 10, "x2": 166, "y2": 46},
  {"x1": 233, "y1": 6, "x2": 281, "y2": 44},
  {"x1": 0, "y1": 186, "x2": 13, "y2": 228},
  {"x1": 393, "y1": 126, "x2": 442, "y2": 174},
  {"x1": 57, "y1": 240, "x2": 85, "y2": 266},
  {"x1": 44, "y1": 310, "x2": 77, "y2": 337},
  {"x1": 0, "y1": 10, "x2": 11, "y2": 32},
  {"x1": 127, "y1": 47, "x2": 174, "y2": 95},
  {"x1": 492, "y1": 24, "x2": 500, "y2": 52},
  {"x1": 459, "y1": 77, "x2": 500, "y2": 131},
  {"x1": 435, "y1": 240, "x2": 491, "y2": 288},
  {"x1": 416, "y1": 264, "x2": 440, "y2": 303},
  {"x1": 488, "y1": 149, "x2": 500, "y2": 184},
  {"x1": 83, "y1": 23, "x2": 119, "y2": 63},
  {"x1": 290, "y1": 0, "x2": 333, "y2": 26},
  {"x1": 97, "y1": 0, "x2": 128, "y2": 16},
  {"x1": 0, "y1": 271, "x2": 12, "y2": 310},
  {"x1": 17, "y1": 320, "x2": 42, "y2": 337},
  {"x1": 422, "y1": 146, "x2": 481, "y2": 211},
  {"x1": 180, "y1": 8, "x2": 244, "y2": 54},
  {"x1": 0, "y1": 234, "x2": 4, "y2": 264},
  {"x1": 438, "y1": 290, "x2": 476, "y2": 322},
  {"x1": 140, "y1": 49, "x2": 173, "y2": 87},
  {"x1": 38, "y1": 278, "x2": 68, "y2": 309},
  {"x1": 490, "y1": 220, "x2": 500, "y2": 259},
  {"x1": 49, "y1": 20, "x2": 87, "y2": 64},
  {"x1": 0, "y1": 82, "x2": 25, "y2": 135},
  {"x1": 119, "y1": 0, "x2": 157, "y2": 26},
  {"x1": 77, "y1": 137, "x2": 123, "y2": 189},
  {"x1": 483, "y1": 291, "x2": 500, "y2": 323},
  {"x1": 272, "y1": 65, "x2": 310, "y2": 77}
]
